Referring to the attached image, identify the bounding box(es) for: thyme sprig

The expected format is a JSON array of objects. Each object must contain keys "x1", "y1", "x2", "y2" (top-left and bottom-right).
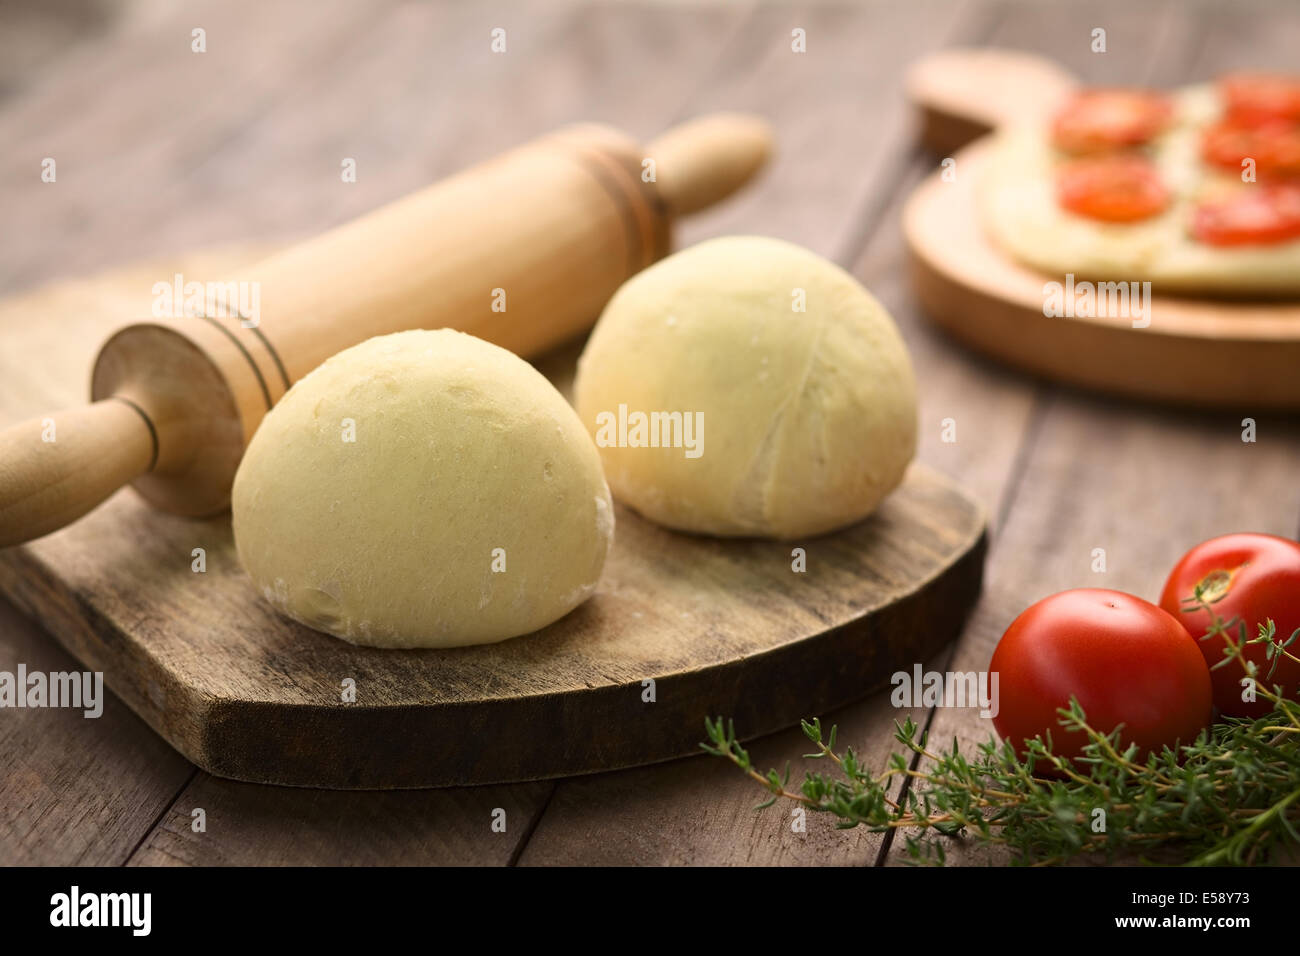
[
  {"x1": 1182, "y1": 574, "x2": 1300, "y2": 684},
  {"x1": 703, "y1": 592, "x2": 1300, "y2": 866}
]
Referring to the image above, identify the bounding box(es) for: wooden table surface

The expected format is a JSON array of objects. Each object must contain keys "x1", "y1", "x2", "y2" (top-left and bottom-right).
[{"x1": 2, "y1": 0, "x2": 1298, "y2": 866}]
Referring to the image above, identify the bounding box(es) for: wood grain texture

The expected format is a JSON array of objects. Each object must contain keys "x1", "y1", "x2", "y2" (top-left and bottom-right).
[
  {"x1": 0, "y1": 0, "x2": 768, "y2": 864},
  {"x1": 518, "y1": 174, "x2": 1036, "y2": 862},
  {"x1": 516, "y1": 132, "x2": 1052, "y2": 871},
  {"x1": 518, "y1": 681, "x2": 942, "y2": 866},
  {"x1": 0, "y1": 248, "x2": 262, "y2": 865},
  {"x1": 109, "y1": 0, "x2": 776, "y2": 863},
  {"x1": 0, "y1": 247, "x2": 986, "y2": 784},
  {"x1": 0, "y1": 0, "x2": 547, "y2": 860},
  {"x1": 514, "y1": 0, "x2": 1004, "y2": 865},
  {"x1": 0, "y1": 0, "x2": 406, "y2": 290},
  {"x1": 885, "y1": 0, "x2": 1300, "y2": 866},
  {"x1": 885, "y1": 396, "x2": 1300, "y2": 867},
  {"x1": 672, "y1": 0, "x2": 984, "y2": 259},
  {"x1": 0, "y1": 3, "x2": 985, "y2": 794},
  {"x1": 8, "y1": 0, "x2": 1295, "y2": 867},
  {"x1": 127, "y1": 776, "x2": 553, "y2": 866},
  {"x1": 0, "y1": 594, "x2": 195, "y2": 865},
  {"x1": 0, "y1": 0, "x2": 123, "y2": 105},
  {"x1": 860, "y1": 166, "x2": 1040, "y2": 532}
]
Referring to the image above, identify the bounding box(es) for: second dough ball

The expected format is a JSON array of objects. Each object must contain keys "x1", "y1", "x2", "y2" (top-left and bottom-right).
[{"x1": 573, "y1": 236, "x2": 917, "y2": 539}]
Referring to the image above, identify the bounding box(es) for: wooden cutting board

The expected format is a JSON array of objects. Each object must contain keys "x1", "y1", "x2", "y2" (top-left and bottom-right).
[
  {"x1": 904, "y1": 49, "x2": 1300, "y2": 410},
  {"x1": 0, "y1": 246, "x2": 986, "y2": 789}
]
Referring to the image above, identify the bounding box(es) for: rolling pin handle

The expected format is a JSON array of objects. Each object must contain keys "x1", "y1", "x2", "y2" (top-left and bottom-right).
[
  {"x1": 648, "y1": 113, "x2": 774, "y2": 216},
  {"x1": 0, "y1": 398, "x2": 157, "y2": 548}
]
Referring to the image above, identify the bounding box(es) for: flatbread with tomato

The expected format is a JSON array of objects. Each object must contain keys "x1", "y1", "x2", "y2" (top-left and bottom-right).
[{"x1": 980, "y1": 74, "x2": 1300, "y2": 295}]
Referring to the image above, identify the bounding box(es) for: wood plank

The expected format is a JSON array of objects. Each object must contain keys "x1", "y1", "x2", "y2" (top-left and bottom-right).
[
  {"x1": 518, "y1": 172, "x2": 1037, "y2": 866},
  {"x1": 516, "y1": 688, "x2": 937, "y2": 866},
  {"x1": 0, "y1": 0, "x2": 126, "y2": 104},
  {"x1": 1181, "y1": 0, "x2": 1300, "y2": 79},
  {"x1": 884, "y1": 401, "x2": 1300, "y2": 867},
  {"x1": 0, "y1": 213, "x2": 982, "y2": 791},
  {"x1": 673, "y1": 0, "x2": 987, "y2": 261},
  {"x1": 881, "y1": 0, "x2": 1191, "y2": 867},
  {"x1": 517, "y1": 0, "x2": 1013, "y2": 866},
  {"x1": 113, "y1": 0, "x2": 768, "y2": 862},
  {"x1": 861, "y1": 165, "x2": 1040, "y2": 532},
  {"x1": 883, "y1": 0, "x2": 1300, "y2": 865},
  {"x1": 520, "y1": 0, "x2": 1248, "y2": 871},
  {"x1": 126, "y1": 777, "x2": 552, "y2": 866},
  {"x1": 0, "y1": 0, "x2": 564, "y2": 864},
  {"x1": 0, "y1": 3, "x2": 204, "y2": 867},
  {"x1": 0, "y1": 594, "x2": 195, "y2": 865},
  {"x1": 13, "y1": 0, "x2": 1276, "y2": 869},
  {"x1": 0, "y1": 335, "x2": 985, "y2": 790},
  {"x1": 0, "y1": 0, "x2": 755, "y2": 293},
  {"x1": 0, "y1": 0, "x2": 405, "y2": 291},
  {"x1": 0, "y1": 1, "x2": 335, "y2": 867}
]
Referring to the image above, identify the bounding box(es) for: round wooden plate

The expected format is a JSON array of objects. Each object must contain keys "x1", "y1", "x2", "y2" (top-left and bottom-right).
[
  {"x1": 0, "y1": 246, "x2": 987, "y2": 789},
  {"x1": 904, "y1": 50, "x2": 1300, "y2": 410}
]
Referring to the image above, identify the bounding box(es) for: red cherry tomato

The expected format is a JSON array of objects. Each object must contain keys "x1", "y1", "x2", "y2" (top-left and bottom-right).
[
  {"x1": 1191, "y1": 184, "x2": 1300, "y2": 246},
  {"x1": 1051, "y1": 89, "x2": 1173, "y2": 153},
  {"x1": 1159, "y1": 533, "x2": 1300, "y2": 718},
  {"x1": 990, "y1": 589, "x2": 1212, "y2": 763},
  {"x1": 1056, "y1": 155, "x2": 1171, "y2": 222},
  {"x1": 1220, "y1": 72, "x2": 1300, "y2": 125},
  {"x1": 1201, "y1": 118, "x2": 1300, "y2": 179}
]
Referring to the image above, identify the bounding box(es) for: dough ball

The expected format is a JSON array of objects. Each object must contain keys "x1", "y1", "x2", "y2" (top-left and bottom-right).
[
  {"x1": 573, "y1": 236, "x2": 917, "y2": 539},
  {"x1": 232, "y1": 329, "x2": 613, "y2": 649}
]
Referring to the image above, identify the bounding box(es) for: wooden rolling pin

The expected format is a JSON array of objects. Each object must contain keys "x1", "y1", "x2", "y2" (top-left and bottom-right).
[{"x1": 0, "y1": 114, "x2": 772, "y2": 548}]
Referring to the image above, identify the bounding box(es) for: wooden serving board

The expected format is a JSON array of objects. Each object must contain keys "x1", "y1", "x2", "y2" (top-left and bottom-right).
[
  {"x1": 904, "y1": 50, "x2": 1300, "y2": 410},
  {"x1": 0, "y1": 247, "x2": 986, "y2": 789}
]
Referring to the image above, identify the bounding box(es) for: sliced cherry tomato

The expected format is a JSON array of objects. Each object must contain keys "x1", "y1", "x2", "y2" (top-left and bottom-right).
[
  {"x1": 1190, "y1": 184, "x2": 1300, "y2": 246},
  {"x1": 1201, "y1": 118, "x2": 1300, "y2": 179},
  {"x1": 1051, "y1": 89, "x2": 1173, "y2": 153},
  {"x1": 1159, "y1": 533, "x2": 1300, "y2": 717},
  {"x1": 1056, "y1": 155, "x2": 1171, "y2": 222},
  {"x1": 990, "y1": 589, "x2": 1212, "y2": 763},
  {"x1": 1220, "y1": 72, "x2": 1300, "y2": 125}
]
